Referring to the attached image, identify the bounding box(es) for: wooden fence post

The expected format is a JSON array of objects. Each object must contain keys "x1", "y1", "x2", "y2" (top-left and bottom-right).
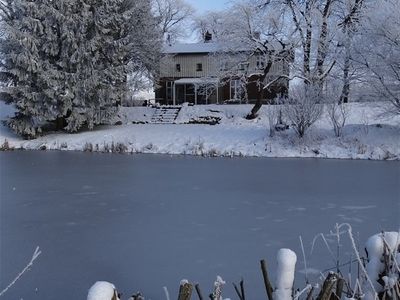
[
  {"x1": 317, "y1": 273, "x2": 337, "y2": 300},
  {"x1": 260, "y1": 260, "x2": 274, "y2": 300},
  {"x1": 195, "y1": 283, "x2": 204, "y2": 300},
  {"x1": 178, "y1": 281, "x2": 193, "y2": 300}
]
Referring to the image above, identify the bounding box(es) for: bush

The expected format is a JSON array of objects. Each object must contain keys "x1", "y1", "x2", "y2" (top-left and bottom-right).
[{"x1": 282, "y1": 86, "x2": 323, "y2": 138}]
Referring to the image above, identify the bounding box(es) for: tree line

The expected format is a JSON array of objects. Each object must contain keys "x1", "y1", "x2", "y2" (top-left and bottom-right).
[{"x1": 192, "y1": 0, "x2": 400, "y2": 118}]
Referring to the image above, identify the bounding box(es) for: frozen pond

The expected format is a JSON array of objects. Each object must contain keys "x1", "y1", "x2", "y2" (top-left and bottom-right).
[{"x1": 0, "y1": 151, "x2": 399, "y2": 299}]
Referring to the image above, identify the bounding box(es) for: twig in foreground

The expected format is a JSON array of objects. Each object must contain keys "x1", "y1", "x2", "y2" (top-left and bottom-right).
[{"x1": 0, "y1": 246, "x2": 41, "y2": 297}]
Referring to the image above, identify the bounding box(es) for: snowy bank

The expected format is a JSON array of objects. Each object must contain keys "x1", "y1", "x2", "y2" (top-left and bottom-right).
[{"x1": 1, "y1": 102, "x2": 399, "y2": 160}]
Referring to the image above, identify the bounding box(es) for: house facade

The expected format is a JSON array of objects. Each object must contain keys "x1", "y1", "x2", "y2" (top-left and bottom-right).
[{"x1": 155, "y1": 39, "x2": 291, "y2": 105}]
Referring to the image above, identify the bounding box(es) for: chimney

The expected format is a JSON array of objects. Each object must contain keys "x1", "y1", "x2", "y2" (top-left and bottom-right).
[{"x1": 204, "y1": 31, "x2": 212, "y2": 43}]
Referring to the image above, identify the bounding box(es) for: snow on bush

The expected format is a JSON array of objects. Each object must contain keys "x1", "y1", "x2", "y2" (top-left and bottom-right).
[
  {"x1": 282, "y1": 86, "x2": 324, "y2": 138},
  {"x1": 274, "y1": 248, "x2": 297, "y2": 300},
  {"x1": 212, "y1": 275, "x2": 226, "y2": 300},
  {"x1": 364, "y1": 232, "x2": 400, "y2": 300},
  {"x1": 87, "y1": 281, "x2": 119, "y2": 300}
]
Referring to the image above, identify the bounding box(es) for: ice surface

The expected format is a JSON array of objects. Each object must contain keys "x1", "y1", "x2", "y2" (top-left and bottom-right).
[{"x1": 0, "y1": 152, "x2": 398, "y2": 300}]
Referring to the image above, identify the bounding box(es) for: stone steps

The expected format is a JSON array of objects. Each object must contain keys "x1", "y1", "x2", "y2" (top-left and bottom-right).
[{"x1": 150, "y1": 106, "x2": 181, "y2": 124}]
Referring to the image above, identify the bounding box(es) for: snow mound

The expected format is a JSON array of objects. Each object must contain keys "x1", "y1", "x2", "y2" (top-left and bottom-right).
[
  {"x1": 87, "y1": 281, "x2": 119, "y2": 300},
  {"x1": 366, "y1": 232, "x2": 400, "y2": 257},
  {"x1": 274, "y1": 248, "x2": 297, "y2": 300},
  {"x1": 364, "y1": 231, "x2": 400, "y2": 300}
]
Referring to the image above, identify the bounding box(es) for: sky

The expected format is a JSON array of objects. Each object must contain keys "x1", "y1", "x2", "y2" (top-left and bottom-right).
[
  {"x1": 185, "y1": 0, "x2": 228, "y2": 14},
  {"x1": 184, "y1": 0, "x2": 230, "y2": 42}
]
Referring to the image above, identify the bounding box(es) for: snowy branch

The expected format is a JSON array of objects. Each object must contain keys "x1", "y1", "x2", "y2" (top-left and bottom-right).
[{"x1": 0, "y1": 246, "x2": 41, "y2": 297}]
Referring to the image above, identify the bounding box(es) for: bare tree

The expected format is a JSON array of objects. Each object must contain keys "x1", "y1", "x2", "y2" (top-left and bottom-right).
[
  {"x1": 200, "y1": 1, "x2": 295, "y2": 118},
  {"x1": 337, "y1": 0, "x2": 365, "y2": 104},
  {"x1": 284, "y1": 0, "x2": 339, "y2": 89},
  {"x1": 326, "y1": 91, "x2": 349, "y2": 137},
  {"x1": 255, "y1": 0, "x2": 368, "y2": 105},
  {"x1": 196, "y1": 77, "x2": 221, "y2": 105},
  {"x1": 192, "y1": 11, "x2": 228, "y2": 42},
  {"x1": 153, "y1": 0, "x2": 194, "y2": 43},
  {"x1": 282, "y1": 85, "x2": 324, "y2": 138},
  {"x1": 266, "y1": 104, "x2": 281, "y2": 137},
  {"x1": 353, "y1": 0, "x2": 400, "y2": 115}
]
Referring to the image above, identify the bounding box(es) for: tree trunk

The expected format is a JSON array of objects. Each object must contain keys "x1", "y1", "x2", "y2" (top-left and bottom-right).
[
  {"x1": 316, "y1": 1, "x2": 332, "y2": 78},
  {"x1": 340, "y1": 55, "x2": 351, "y2": 103},
  {"x1": 303, "y1": 0, "x2": 313, "y2": 83},
  {"x1": 246, "y1": 86, "x2": 265, "y2": 120},
  {"x1": 304, "y1": 25, "x2": 312, "y2": 83},
  {"x1": 315, "y1": 0, "x2": 334, "y2": 93},
  {"x1": 246, "y1": 61, "x2": 272, "y2": 120},
  {"x1": 340, "y1": 27, "x2": 352, "y2": 103},
  {"x1": 55, "y1": 117, "x2": 67, "y2": 130}
]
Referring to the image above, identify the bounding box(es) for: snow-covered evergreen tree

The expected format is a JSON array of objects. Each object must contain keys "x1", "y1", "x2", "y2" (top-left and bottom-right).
[
  {"x1": 0, "y1": 0, "x2": 64, "y2": 137},
  {"x1": 0, "y1": 0, "x2": 161, "y2": 137}
]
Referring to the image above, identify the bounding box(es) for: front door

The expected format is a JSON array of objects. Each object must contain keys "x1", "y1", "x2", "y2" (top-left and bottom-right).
[
  {"x1": 166, "y1": 81, "x2": 173, "y2": 105},
  {"x1": 175, "y1": 84, "x2": 195, "y2": 105},
  {"x1": 176, "y1": 84, "x2": 184, "y2": 104},
  {"x1": 185, "y1": 84, "x2": 195, "y2": 104}
]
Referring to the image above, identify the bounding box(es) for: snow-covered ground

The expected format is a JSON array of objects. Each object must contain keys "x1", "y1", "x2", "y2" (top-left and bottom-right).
[{"x1": 1, "y1": 102, "x2": 399, "y2": 160}]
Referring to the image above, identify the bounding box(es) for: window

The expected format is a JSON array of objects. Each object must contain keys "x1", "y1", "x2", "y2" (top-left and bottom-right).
[
  {"x1": 238, "y1": 62, "x2": 249, "y2": 71},
  {"x1": 219, "y1": 62, "x2": 227, "y2": 71},
  {"x1": 176, "y1": 64, "x2": 181, "y2": 72},
  {"x1": 230, "y1": 79, "x2": 244, "y2": 100},
  {"x1": 196, "y1": 63, "x2": 203, "y2": 72},
  {"x1": 256, "y1": 55, "x2": 265, "y2": 70},
  {"x1": 166, "y1": 81, "x2": 173, "y2": 101}
]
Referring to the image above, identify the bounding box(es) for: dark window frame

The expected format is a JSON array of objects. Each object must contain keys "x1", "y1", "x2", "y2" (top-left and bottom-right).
[
  {"x1": 176, "y1": 64, "x2": 181, "y2": 72},
  {"x1": 196, "y1": 63, "x2": 203, "y2": 72},
  {"x1": 166, "y1": 81, "x2": 173, "y2": 100},
  {"x1": 256, "y1": 55, "x2": 265, "y2": 70}
]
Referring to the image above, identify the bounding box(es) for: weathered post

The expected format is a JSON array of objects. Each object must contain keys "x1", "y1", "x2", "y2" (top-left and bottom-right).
[
  {"x1": 316, "y1": 273, "x2": 338, "y2": 300},
  {"x1": 178, "y1": 280, "x2": 193, "y2": 300},
  {"x1": 195, "y1": 283, "x2": 204, "y2": 300},
  {"x1": 261, "y1": 260, "x2": 274, "y2": 300}
]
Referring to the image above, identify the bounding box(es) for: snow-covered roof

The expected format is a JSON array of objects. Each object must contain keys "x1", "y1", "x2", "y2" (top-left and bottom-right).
[
  {"x1": 163, "y1": 42, "x2": 221, "y2": 54},
  {"x1": 163, "y1": 41, "x2": 287, "y2": 55}
]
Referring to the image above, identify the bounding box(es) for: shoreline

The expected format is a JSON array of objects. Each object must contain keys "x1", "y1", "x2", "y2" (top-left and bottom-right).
[
  {"x1": 1, "y1": 102, "x2": 399, "y2": 161},
  {"x1": 1, "y1": 144, "x2": 398, "y2": 161}
]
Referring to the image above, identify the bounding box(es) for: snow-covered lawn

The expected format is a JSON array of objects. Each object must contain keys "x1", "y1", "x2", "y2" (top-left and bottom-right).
[{"x1": 1, "y1": 102, "x2": 399, "y2": 160}]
